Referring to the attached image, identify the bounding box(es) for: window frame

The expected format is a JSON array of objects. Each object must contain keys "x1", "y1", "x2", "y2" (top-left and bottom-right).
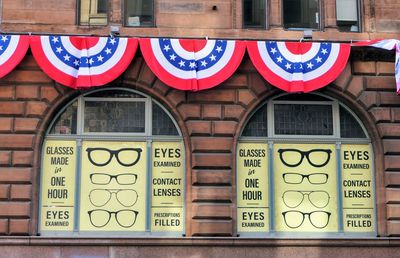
[
  {"x1": 241, "y1": 94, "x2": 369, "y2": 142},
  {"x1": 78, "y1": 0, "x2": 108, "y2": 26},
  {"x1": 336, "y1": 0, "x2": 362, "y2": 32},
  {"x1": 237, "y1": 93, "x2": 376, "y2": 238},
  {"x1": 81, "y1": 96, "x2": 150, "y2": 136},
  {"x1": 242, "y1": 0, "x2": 268, "y2": 29},
  {"x1": 123, "y1": 0, "x2": 155, "y2": 27},
  {"x1": 270, "y1": 100, "x2": 339, "y2": 139},
  {"x1": 39, "y1": 88, "x2": 185, "y2": 237},
  {"x1": 282, "y1": 0, "x2": 322, "y2": 30}
]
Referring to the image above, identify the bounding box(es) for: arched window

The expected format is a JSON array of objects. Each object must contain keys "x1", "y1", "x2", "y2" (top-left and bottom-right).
[
  {"x1": 40, "y1": 88, "x2": 185, "y2": 236},
  {"x1": 237, "y1": 93, "x2": 375, "y2": 237}
]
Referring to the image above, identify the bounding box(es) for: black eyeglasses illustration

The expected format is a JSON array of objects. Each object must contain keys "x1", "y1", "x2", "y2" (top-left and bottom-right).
[
  {"x1": 282, "y1": 173, "x2": 329, "y2": 185},
  {"x1": 88, "y1": 209, "x2": 139, "y2": 228},
  {"x1": 90, "y1": 173, "x2": 138, "y2": 185},
  {"x1": 86, "y1": 147, "x2": 142, "y2": 167},
  {"x1": 282, "y1": 190, "x2": 330, "y2": 208},
  {"x1": 282, "y1": 210, "x2": 331, "y2": 229},
  {"x1": 89, "y1": 189, "x2": 138, "y2": 207},
  {"x1": 278, "y1": 149, "x2": 332, "y2": 167}
]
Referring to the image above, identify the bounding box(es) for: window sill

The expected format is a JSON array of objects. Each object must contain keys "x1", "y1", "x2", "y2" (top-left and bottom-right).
[{"x1": 1, "y1": 236, "x2": 400, "y2": 247}]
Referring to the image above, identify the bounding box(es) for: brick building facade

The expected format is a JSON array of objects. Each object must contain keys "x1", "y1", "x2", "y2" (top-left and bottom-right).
[{"x1": 0, "y1": 0, "x2": 399, "y2": 257}]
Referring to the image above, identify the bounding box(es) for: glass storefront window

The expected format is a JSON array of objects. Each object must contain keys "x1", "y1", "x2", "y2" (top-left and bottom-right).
[
  {"x1": 237, "y1": 93, "x2": 375, "y2": 237},
  {"x1": 40, "y1": 89, "x2": 185, "y2": 236}
]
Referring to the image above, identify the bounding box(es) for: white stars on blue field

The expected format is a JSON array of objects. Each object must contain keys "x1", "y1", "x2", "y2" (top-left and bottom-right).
[
  {"x1": 266, "y1": 41, "x2": 332, "y2": 73},
  {"x1": 159, "y1": 38, "x2": 226, "y2": 71},
  {"x1": 49, "y1": 36, "x2": 118, "y2": 69}
]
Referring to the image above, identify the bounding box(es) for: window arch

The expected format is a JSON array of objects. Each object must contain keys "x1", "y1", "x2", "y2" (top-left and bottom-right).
[
  {"x1": 39, "y1": 88, "x2": 185, "y2": 236},
  {"x1": 237, "y1": 93, "x2": 375, "y2": 237}
]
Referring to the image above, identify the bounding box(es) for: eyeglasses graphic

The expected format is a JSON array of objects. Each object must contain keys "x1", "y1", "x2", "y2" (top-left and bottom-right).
[
  {"x1": 278, "y1": 149, "x2": 332, "y2": 167},
  {"x1": 86, "y1": 147, "x2": 142, "y2": 167},
  {"x1": 89, "y1": 189, "x2": 138, "y2": 207},
  {"x1": 282, "y1": 173, "x2": 329, "y2": 185},
  {"x1": 88, "y1": 209, "x2": 139, "y2": 228},
  {"x1": 282, "y1": 210, "x2": 331, "y2": 229},
  {"x1": 90, "y1": 173, "x2": 138, "y2": 185},
  {"x1": 282, "y1": 190, "x2": 330, "y2": 208}
]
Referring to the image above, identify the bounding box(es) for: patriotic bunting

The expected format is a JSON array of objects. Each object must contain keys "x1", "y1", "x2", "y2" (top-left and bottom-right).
[
  {"x1": 139, "y1": 38, "x2": 246, "y2": 91},
  {"x1": 246, "y1": 41, "x2": 351, "y2": 92},
  {"x1": 30, "y1": 36, "x2": 138, "y2": 89},
  {"x1": 353, "y1": 39, "x2": 400, "y2": 94},
  {"x1": 0, "y1": 35, "x2": 29, "y2": 78},
  {"x1": 0, "y1": 34, "x2": 396, "y2": 94}
]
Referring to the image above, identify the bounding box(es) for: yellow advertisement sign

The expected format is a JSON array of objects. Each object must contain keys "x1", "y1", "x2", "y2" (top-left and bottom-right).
[
  {"x1": 237, "y1": 207, "x2": 269, "y2": 232},
  {"x1": 151, "y1": 141, "x2": 184, "y2": 232},
  {"x1": 40, "y1": 140, "x2": 76, "y2": 231},
  {"x1": 79, "y1": 141, "x2": 147, "y2": 232},
  {"x1": 341, "y1": 144, "x2": 375, "y2": 233},
  {"x1": 237, "y1": 143, "x2": 269, "y2": 233},
  {"x1": 274, "y1": 143, "x2": 338, "y2": 232},
  {"x1": 151, "y1": 207, "x2": 183, "y2": 231}
]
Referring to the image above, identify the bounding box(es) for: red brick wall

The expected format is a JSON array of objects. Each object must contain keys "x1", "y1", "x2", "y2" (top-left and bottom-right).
[
  {"x1": 0, "y1": 50, "x2": 399, "y2": 238},
  {"x1": 0, "y1": 53, "x2": 55, "y2": 235}
]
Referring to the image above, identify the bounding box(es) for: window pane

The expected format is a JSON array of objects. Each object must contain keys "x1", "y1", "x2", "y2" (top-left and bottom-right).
[
  {"x1": 50, "y1": 101, "x2": 78, "y2": 135},
  {"x1": 274, "y1": 104, "x2": 333, "y2": 135},
  {"x1": 340, "y1": 106, "x2": 366, "y2": 138},
  {"x1": 243, "y1": 0, "x2": 266, "y2": 28},
  {"x1": 125, "y1": 0, "x2": 154, "y2": 27},
  {"x1": 152, "y1": 103, "x2": 179, "y2": 136},
  {"x1": 84, "y1": 101, "x2": 145, "y2": 133},
  {"x1": 336, "y1": 0, "x2": 359, "y2": 31},
  {"x1": 242, "y1": 105, "x2": 268, "y2": 137},
  {"x1": 283, "y1": 0, "x2": 319, "y2": 29},
  {"x1": 97, "y1": 0, "x2": 107, "y2": 13},
  {"x1": 79, "y1": 0, "x2": 107, "y2": 25}
]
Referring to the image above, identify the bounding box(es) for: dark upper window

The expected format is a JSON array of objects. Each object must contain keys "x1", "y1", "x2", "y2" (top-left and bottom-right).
[
  {"x1": 243, "y1": 0, "x2": 266, "y2": 28},
  {"x1": 125, "y1": 0, "x2": 154, "y2": 27},
  {"x1": 283, "y1": 0, "x2": 320, "y2": 29}
]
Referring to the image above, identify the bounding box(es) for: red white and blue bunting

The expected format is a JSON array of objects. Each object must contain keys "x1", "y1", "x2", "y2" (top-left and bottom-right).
[
  {"x1": 140, "y1": 38, "x2": 246, "y2": 91},
  {"x1": 246, "y1": 41, "x2": 351, "y2": 92},
  {"x1": 0, "y1": 34, "x2": 398, "y2": 94},
  {"x1": 353, "y1": 39, "x2": 400, "y2": 94},
  {"x1": 30, "y1": 36, "x2": 138, "y2": 88},
  {"x1": 0, "y1": 35, "x2": 29, "y2": 78}
]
